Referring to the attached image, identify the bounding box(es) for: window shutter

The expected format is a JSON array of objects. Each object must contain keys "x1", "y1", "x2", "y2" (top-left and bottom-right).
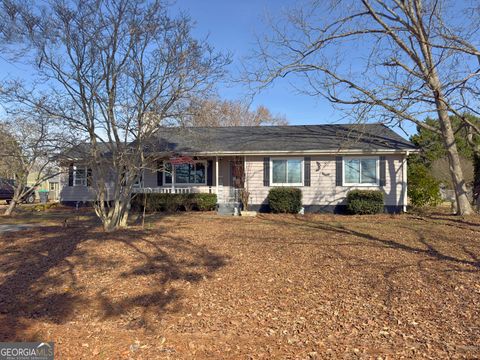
[
  {"x1": 207, "y1": 160, "x2": 213, "y2": 186},
  {"x1": 68, "y1": 163, "x2": 74, "y2": 186},
  {"x1": 157, "y1": 160, "x2": 163, "y2": 186},
  {"x1": 263, "y1": 157, "x2": 270, "y2": 186},
  {"x1": 304, "y1": 157, "x2": 311, "y2": 186},
  {"x1": 86, "y1": 168, "x2": 92, "y2": 187},
  {"x1": 379, "y1": 156, "x2": 386, "y2": 186},
  {"x1": 335, "y1": 156, "x2": 343, "y2": 186}
]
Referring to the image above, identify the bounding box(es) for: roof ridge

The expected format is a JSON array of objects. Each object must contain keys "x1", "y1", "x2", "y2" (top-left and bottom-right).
[{"x1": 156, "y1": 123, "x2": 386, "y2": 130}]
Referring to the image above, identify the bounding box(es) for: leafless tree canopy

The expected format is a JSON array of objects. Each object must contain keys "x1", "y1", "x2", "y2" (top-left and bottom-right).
[
  {"x1": 248, "y1": 0, "x2": 479, "y2": 130},
  {"x1": 185, "y1": 98, "x2": 288, "y2": 127},
  {"x1": 247, "y1": 0, "x2": 480, "y2": 214},
  {"x1": 0, "y1": 115, "x2": 64, "y2": 216},
  {"x1": 0, "y1": 0, "x2": 229, "y2": 229}
]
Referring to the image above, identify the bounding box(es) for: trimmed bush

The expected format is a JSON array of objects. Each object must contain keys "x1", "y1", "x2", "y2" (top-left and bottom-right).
[
  {"x1": 268, "y1": 187, "x2": 302, "y2": 214},
  {"x1": 131, "y1": 193, "x2": 217, "y2": 213},
  {"x1": 346, "y1": 190, "x2": 384, "y2": 215},
  {"x1": 196, "y1": 193, "x2": 217, "y2": 211}
]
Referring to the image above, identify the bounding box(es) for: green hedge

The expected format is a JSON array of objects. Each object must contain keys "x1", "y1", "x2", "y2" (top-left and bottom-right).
[
  {"x1": 196, "y1": 193, "x2": 218, "y2": 211},
  {"x1": 267, "y1": 187, "x2": 302, "y2": 214},
  {"x1": 407, "y1": 162, "x2": 442, "y2": 207},
  {"x1": 131, "y1": 193, "x2": 217, "y2": 212},
  {"x1": 346, "y1": 190, "x2": 384, "y2": 215}
]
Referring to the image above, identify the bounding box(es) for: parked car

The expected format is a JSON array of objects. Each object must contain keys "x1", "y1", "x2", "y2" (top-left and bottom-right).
[{"x1": 0, "y1": 178, "x2": 35, "y2": 204}]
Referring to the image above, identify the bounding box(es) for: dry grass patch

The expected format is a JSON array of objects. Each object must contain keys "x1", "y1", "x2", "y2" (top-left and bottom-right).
[{"x1": 0, "y1": 210, "x2": 479, "y2": 359}]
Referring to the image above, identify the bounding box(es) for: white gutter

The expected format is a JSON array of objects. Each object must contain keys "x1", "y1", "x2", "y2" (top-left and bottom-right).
[{"x1": 179, "y1": 148, "x2": 419, "y2": 156}]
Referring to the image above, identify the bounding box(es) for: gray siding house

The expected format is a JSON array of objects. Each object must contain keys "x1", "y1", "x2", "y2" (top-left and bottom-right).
[{"x1": 60, "y1": 124, "x2": 417, "y2": 213}]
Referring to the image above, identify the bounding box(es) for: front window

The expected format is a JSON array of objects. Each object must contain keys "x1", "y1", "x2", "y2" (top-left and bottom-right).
[
  {"x1": 271, "y1": 158, "x2": 303, "y2": 185},
  {"x1": 343, "y1": 157, "x2": 378, "y2": 185},
  {"x1": 133, "y1": 171, "x2": 143, "y2": 188},
  {"x1": 164, "y1": 161, "x2": 207, "y2": 185},
  {"x1": 74, "y1": 167, "x2": 87, "y2": 186}
]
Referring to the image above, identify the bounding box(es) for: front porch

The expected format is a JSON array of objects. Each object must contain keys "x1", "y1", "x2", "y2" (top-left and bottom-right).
[{"x1": 132, "y1": 156, "x2": 245, "y2": 205}]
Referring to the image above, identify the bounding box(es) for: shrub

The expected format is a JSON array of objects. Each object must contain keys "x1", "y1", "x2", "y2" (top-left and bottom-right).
[
  {"x1": 346, "y1": 190, "x2": 384, "y2": 215},
  {"x1": 131, "y1": 193, "x2": 217, "y2": 212},
  {"x1": 268, "y1": 187, "x2": 302, "y2": 214},
  {"x1": 196, "y1": 193, "x2": 217, "y2": 211},
  {"x1": 28, "y1": 202, "x2": 59, "y2": 212},
  {"x1": 407, "y1": 163, "x2": 442, "y2": 208}
]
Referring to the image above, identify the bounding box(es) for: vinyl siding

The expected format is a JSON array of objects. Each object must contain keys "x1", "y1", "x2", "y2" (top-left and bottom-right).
[
  {"x1": 245, "y1": 154, "x2": 405, "y2": 207},
  {"x1": 60, "y1": 154, "x2": 406, "y2": 207},
  {"x1": 59, "y1": 165, "x2": 117, "y2": 202},
  {"x1": 59, "y1": 171, "x2": 97, "y2": 202}
]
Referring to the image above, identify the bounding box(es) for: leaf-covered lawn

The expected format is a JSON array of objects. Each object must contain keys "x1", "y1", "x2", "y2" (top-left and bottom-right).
[{"x1": 0, "y1": 209, "x2": 479, "y2": 358}]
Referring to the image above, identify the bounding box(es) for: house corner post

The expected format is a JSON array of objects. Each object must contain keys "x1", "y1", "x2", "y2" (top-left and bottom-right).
[
  {"x1": 403, "y1": 151, "x2": 409, "y2": 213},
  {"x1": 215, "y1": 156, "x2": 219, "y2": 200}
]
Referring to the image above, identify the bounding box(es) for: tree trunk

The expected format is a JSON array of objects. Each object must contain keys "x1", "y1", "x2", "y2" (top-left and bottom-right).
[
  {"x1": 473, "y1": 150, "x2": 480, "y2": 211},
  {"x1": 3, "y1": 199, "x2": 17, "y2": 216},
  {"x1": 435, "y1": 101, "x2": 473, "y2": 215},
  {"x1": 3, "y1": 185, "x2": 24, "y2": 216},
  {"x1": 96, "y1": 196, "x2": 131, "y2": 232}
]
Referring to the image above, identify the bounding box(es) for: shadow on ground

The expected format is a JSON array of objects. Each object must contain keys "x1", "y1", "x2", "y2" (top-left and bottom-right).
[
  {"x1": 256, "y1": 214, "x2": 480, "y2": 270},
  {"x1": 0, "y1": 215, "x2": 227, "y2": 340}
]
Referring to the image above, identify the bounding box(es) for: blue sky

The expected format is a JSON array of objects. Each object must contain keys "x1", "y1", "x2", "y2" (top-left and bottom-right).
[
  {"x1": 173, "y1": 0, "x2": 418, "y2": 137},
  {"x1": 173, "y1": 0, "x2": 345, "y2": 127},
  {"x1": 0, "y1": 0, "x2": 418, "y2": 138}
]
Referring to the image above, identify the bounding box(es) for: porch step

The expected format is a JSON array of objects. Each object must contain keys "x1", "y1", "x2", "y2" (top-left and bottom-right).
[{"x1": 217, "y1": 203, "x2": 237, "y2": 216}]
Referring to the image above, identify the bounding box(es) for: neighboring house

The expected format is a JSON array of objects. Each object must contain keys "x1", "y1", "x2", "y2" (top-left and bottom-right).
[
  {"x1": 27, "y1": 173, "x2": 62, "y2": 201},
  {"x1": 59, "y1": 124, "x2": 417, "y2": 213}
]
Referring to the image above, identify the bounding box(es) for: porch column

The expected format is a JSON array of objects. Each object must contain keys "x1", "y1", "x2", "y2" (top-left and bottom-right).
[{"x1": 215, "y1": 156, "x2": 219, "y2": 196}]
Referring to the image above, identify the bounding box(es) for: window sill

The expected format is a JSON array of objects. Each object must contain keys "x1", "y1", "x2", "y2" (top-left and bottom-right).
[
  {"x1": 163, "y1": 183, "x2": 208, "y2": 186},
  {"x1": 270, "y1": 183, "x2": 304, "y2": 187},
  {"x1": 343, "y1": 183, "x2": 380, "y2": 187}
]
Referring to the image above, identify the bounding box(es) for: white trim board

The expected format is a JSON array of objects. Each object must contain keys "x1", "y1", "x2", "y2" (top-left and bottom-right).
[{"x1": 342, "y1": 156, "x2": 380, "y2": 187}]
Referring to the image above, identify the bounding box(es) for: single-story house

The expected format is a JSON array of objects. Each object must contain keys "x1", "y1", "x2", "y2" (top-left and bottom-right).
[{"x1": 60, "y1": 123, "x2": 417, "y2": 213}]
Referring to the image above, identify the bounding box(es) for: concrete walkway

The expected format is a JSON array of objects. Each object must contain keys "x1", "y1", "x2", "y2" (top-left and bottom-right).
[{"x1": 0, "y1": 224, "x2": 37, "y2": 234}]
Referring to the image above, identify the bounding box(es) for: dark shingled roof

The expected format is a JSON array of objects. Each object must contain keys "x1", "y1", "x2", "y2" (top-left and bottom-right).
[{"x1": 148, "y1": 123, "x2": 416, "y2": 154}]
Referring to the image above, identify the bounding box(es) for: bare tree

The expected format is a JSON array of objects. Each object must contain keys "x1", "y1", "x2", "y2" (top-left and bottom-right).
[
  {"x1": 247, "y1": 0, "x2": 480, "y2": 215},
  {"x1": 0, "y1": 126, "x2": 19, "y2": 179},
  {"x1": 185, "y1": 97, "x2": 288, "y2": 127},
  {"x1": 0, "y1": 0, "x2": 228, "y2": 230},
  {"x1": 0, "y1": 116, "x2": 62, "y2": 216},
  {"x1": 231, "y1": 156, "x2": 250, "y2": 211},
  {"x1": 466, "y1": 124, "x2": 480, "y2": 210}
]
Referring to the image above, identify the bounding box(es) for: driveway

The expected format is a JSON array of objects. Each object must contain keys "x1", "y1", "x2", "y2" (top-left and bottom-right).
[{"x1": 0, "y1": 224, "x2": 37, "y2": 234}]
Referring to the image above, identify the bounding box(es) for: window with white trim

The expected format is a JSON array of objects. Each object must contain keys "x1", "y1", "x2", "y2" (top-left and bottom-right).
[
  {"x1": 164, "y1": 161, "x2": 207, "y2": 185},
  {"x1": 133, "y1": 171, "x2": 144, "y2": 188},
  {"x1": 271, "y1": 158, "x2": 303, "y2": 186},
  {"x1": 343, "y1": 157, "x2": 379, "y2": 185},
  {"x1": 73, "y1": 166, "x2": 87, "y2": 186}
]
